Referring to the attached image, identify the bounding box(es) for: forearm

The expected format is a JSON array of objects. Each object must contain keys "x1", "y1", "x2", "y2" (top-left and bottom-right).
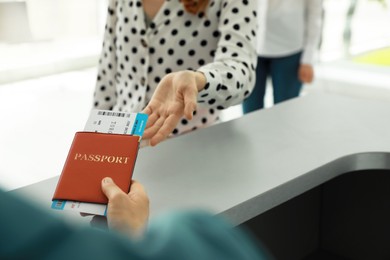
[
  {"x1": 196, "y1": 0, "x2": 258, "y2": 110},
  {"x1": 301, "y1": 0, "x2": 323, "y2": 65}
]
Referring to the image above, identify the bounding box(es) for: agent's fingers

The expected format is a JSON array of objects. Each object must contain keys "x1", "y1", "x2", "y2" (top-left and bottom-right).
[
  {"x1": 150, "y1": 114, "x2": 180, "y2": 146},
  {"x1": 183, "y1": 87, "x2": 197, "y2": 120},
  {"x1": 143, "y1": 115, "x2": 166, "y2": 140},
  {"x1": 142, "y1": 106, "x2": 152, "y2": 115},
  {"x1": 143, "y1": 107, "x2": 159, "y2": 129}
]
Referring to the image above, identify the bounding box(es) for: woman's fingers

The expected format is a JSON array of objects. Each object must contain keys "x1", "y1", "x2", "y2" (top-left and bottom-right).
[
  {"x1": 150, "y1": 114, "x2": 181, "y2": 146},
  {"x1": 142, "y1": 106, "x2": 158, "y2": 128},
  {"x1": 183, "y1": 86, "x2": 197, "y2": 120},
  {"x1": 143, "y1": 115, "x2": 166, "y2": 140}
]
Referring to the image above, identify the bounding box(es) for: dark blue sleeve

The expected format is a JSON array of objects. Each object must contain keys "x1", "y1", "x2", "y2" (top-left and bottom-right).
[{"x1": 0, "y1": 190, "x2": 271, "y2": 260}]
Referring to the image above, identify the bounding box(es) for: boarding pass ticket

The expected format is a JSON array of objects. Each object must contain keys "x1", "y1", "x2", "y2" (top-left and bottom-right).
[{"x1": 51, "y1": 109, "x2": 148, "y2": 216}]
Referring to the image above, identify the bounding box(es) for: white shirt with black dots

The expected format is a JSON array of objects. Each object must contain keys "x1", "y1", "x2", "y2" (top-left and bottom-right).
[{"x1": 94, "y1": 0, "x2": 258, "y2": 136}]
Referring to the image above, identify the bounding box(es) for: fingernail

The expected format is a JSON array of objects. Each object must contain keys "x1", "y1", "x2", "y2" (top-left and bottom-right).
[{"x1": 103, "y1": 177, "x2": 112, "y2": 184}]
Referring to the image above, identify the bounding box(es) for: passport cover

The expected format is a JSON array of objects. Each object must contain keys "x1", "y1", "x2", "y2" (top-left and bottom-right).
[{"x1": 52, "y1": 132, "x2": 140, "y2": 204}]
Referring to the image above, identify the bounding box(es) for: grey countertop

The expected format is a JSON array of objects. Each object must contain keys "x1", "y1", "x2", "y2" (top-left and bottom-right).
[{"x1": 11, "y1": 93, "x2": 390, "y2": 225}]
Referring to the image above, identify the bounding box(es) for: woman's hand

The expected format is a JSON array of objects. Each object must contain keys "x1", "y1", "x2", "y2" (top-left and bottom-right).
[
  {"x1": 142, "y1": 71, "x2": 206, "y2": 146},
  {"x1": 102, "y1": 178, "x2": 149, "y2": 238}
]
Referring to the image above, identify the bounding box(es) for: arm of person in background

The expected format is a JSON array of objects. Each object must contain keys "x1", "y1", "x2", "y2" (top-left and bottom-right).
[
  {"x1": 299, "y1": 0, "x2": 323, "y2": 84},
  {"x1": 143, "y1": 0, "x2": 258, "y2": 146},
  {"x1": 92, "y1": 0, "x2": 118, "y2": 110},
  {"x1": 0, "y1": 178, "x2": 271, "y2": 260}
]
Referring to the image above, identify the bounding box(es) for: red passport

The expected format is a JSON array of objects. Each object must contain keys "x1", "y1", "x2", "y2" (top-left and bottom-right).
[{"x1": 52, "y1": 132, "x2": 140, "y2": 204}]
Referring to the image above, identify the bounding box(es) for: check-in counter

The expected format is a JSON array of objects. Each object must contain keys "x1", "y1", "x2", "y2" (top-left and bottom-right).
[{"x1": 11, "y1": 93, "x2": 390, "y2": 259}]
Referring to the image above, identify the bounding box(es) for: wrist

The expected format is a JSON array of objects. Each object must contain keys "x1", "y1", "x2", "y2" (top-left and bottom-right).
[{"x1": 194, "y1": 71, "x2": 206, "y2": 92}]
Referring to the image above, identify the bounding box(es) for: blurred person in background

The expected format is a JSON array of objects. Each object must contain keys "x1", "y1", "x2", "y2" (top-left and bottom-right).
[{"x1": 243, "y1": 0, "x2": 323, "y2": 113}]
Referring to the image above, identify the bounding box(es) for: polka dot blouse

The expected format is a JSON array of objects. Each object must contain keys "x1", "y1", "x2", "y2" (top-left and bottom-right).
[{"x1": 94, "y1": 0, "x2": 257, "y2": 135}]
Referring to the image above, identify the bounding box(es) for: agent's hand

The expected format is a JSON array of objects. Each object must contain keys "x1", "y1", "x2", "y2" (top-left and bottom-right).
[
  {"x1": 101, "y1": 177, "x2": 149, "y2": 238},
  {"x1": 298, "y1": 64, "x2": 314, "y2": 84},
  {"x1": 142, "y1": 70, "x2": 206, "y2": 146}
]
